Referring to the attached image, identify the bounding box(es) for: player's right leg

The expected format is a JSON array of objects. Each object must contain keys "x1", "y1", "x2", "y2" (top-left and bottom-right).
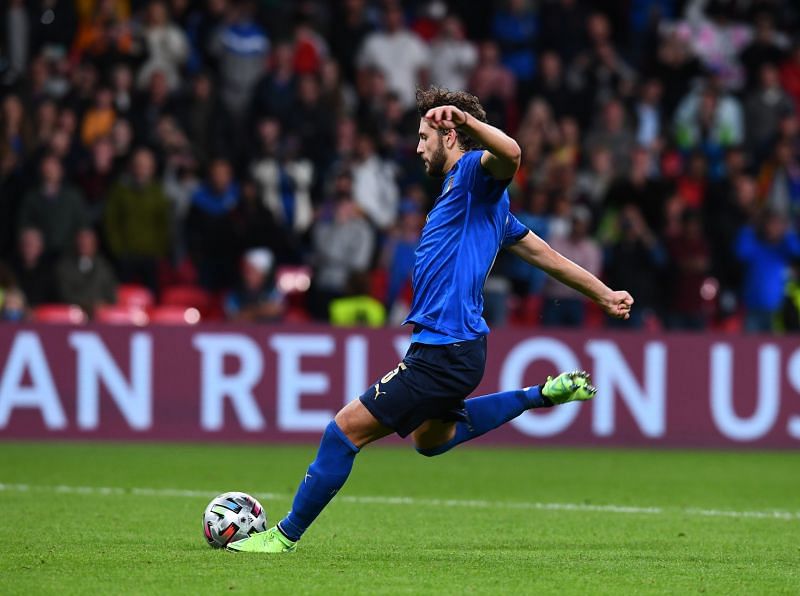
[
  {"x1": 227, "y1": 400, "x2": 391, "y2": 553},
  {"x1": 412, "y1": 371, "x2": 596, "y2": 457}
]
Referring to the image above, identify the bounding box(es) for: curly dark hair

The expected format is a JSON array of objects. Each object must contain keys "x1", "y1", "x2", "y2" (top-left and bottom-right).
[{"x1": 416, "y1": 87, "x2": 487, "y2": 152}]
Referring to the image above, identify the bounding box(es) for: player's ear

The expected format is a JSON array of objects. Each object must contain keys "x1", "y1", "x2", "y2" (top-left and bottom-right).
[{"x1": 445, "y1": 129, "x2": 458, "y2": 150}]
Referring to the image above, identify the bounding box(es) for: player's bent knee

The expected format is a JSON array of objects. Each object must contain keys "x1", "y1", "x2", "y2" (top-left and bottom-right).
[{"x1": 414, "y1": 444, "x2": 450, "y2": 457}]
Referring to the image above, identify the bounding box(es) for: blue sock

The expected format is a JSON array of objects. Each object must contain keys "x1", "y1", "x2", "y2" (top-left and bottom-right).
[
  {"x1": 416, "y1": 386, "x2": 551, "y2": 457},
  {"x1": 278, "y1": 421, "x2": 359, "y2": 541}
]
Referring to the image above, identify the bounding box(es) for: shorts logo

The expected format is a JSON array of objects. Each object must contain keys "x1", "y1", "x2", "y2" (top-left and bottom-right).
[{"x1": 373, "y1": 362, "x2": 407, "y2": 399}]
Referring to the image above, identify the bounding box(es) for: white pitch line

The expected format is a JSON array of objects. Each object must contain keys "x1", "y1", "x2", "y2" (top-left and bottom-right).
[{"x1": 0, "y1": 482, "x2": 798, "y2": 522}]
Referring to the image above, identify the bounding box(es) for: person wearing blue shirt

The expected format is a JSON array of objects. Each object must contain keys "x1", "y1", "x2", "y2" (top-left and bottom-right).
[
  {"x1": 735, "y1": 210, "x2": 800, "y2": 332},
  {"x1": 229, "y1": 88, "x2": 634, "y2": 554}
]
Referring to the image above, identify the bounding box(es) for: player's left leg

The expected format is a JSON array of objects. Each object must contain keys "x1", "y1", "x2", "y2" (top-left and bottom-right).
[
  {"x1": 413, "y1": 371, "x2": 596, "y2": 457},
  {"x1": 227, "y1": 400, "x2": 392, "y2": 553}
]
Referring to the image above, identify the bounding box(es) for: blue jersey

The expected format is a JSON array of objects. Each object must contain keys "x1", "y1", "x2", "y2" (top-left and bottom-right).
[{"x1": 404, "y1": 150, "x2": 529, "y2": 342}]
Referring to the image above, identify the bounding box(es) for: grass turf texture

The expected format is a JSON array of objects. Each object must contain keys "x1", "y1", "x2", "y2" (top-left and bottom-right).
[{"x1": 0, "y1": 444, "x2": 798, "y2": 595}]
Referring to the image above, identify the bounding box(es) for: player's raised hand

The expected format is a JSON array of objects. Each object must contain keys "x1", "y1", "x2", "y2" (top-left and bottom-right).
[
  {"x1": 600, "y1": 290, "x2": 634, "y2": 320},
  {"x1": 425, "y1": 105, "x2": 468, "y2": 130}
]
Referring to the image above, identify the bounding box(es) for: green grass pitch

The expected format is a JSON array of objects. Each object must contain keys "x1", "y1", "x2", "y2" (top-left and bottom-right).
[{"x1": 0, "y1": 443, "x2": 798, "y2": 595}]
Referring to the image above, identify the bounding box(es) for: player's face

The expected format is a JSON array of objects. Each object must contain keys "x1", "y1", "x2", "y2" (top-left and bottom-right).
[{"x1": 417, "y1": 119, "x2": 448, "y2": 178}]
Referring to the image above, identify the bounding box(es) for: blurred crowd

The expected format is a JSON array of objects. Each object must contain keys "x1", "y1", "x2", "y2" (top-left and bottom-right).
[{"x1": 2, "y1": 0, "x2": 800, "y2": 332}]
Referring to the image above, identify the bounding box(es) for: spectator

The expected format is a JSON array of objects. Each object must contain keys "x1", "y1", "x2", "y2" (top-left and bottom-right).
[
  {"x1": 230, "y1": 177, "x2": 296, "y2": 264},
  {"x1": 110, "y1": 63, "x2": 135, "y2": 118},
  {"x1": 648, "y1": 32, "x2": 704, "y2": 120},
  {"x1": 634, "y1": 78, "x2": 665, "y2": 151},
  {"x1": 1, "y1": 287, "x2": 27, "y2": 322},
  {"x1": 0, "y1": 260, "x2": 18, "y2": 317},
  {"x1": 569, "y1": 16, "x2": 637, "y2": 115},
  {"x1": 532, "y1": 51, "x2": 576, "y2": 121},
  {"x1": 32, "y1": 99, "x2": 59, "y2": 155},
  {"x1": 780, "y1": 263, "x2": 800, "y2": 332},
  {"x1": 669, "y1": 0, "x2": 752, "y2": 91},
  {"x1": 780, "y1": 42, "x2": 800, "y2": 115},
  {"x1": 3, "y1": 0, "x2": 29, "y2": 85},
  {"x1": 665, "y1": 210, "x2": 711, "y2": 330},
  {"x1": 758, "y1": 140, "x2": 800, "y2": 221},
  {"x1": 76, "y1": 136, "x2": 117, "y2": 226},
  {"x1": 250, "y1": 118, "x2": 313, "y2": 241},
  {"x1": 329, "y1": 271, "x2": 386, "y2": 328},
  {"x1": 673, "y1": 83, "x2": 744, "y2": 167},
  {"x1": 161, "y1": 136, "x2": 199, "y2": 264},
  {"x1": 288, "y1": 73, "x2": 335, "y2": 176},
  {"x1": 381, "y1": 201, "x2": 424, "y2": 312},
  {"x1": 71, "y1": 0, "x2": 132, "y2": 68},
  {"x1": 352, "y1": 131, "x2": 400, "y2": 231},
  {"x1": 357, "y1": 3, "x2": 430, "y2": 109},
  {"x1": 110, "y1": 118, "x2": 134, "y2": 170},
  {"x1": 502, "y1": 188, "x2": 550, "y2": 296},
  {"x1": 739, "y1": 12, "x2": 789, "y2": 89},
  {"x1": 319, "y1": 58, "x2": 355, "y2": 121},
  {"x1": 80, "y1": 87, "x2": 116, "y2": 150},
  {"x1": 604, "y1": 205, "x2": 667, "y2": 328},
  {"x1": 576, "y1": 145, "x2": 615, "y2": 209},
  {"x1": 468, "y1": 41, "x2": 516, "y2": 131},
  {"x1": 224, "y1": 248, "x2": 284, "y2": 323},
  {"x1": 136, "y1": 0, "x2": 190, "y2": 92},
  {"x1": 250, "y1": 42, "x2": 296, "y2": 127},
  {"x1": 429, "y1": 15, "x2": 477, "y2": 92},
  {"x1": 180, "y1": 71, "x2": 233, "y2": 168},
  {"x1": 187, "y1": 157, "x2": 239, "y2": 290},
  {"x1": 735, "y1": 209, "x2": 800, "y2": 333},
  {"x1": 329, "y1": 0, "x2": 374, "y2": 84},
  {"x1": 744, "y1": 63, "x2": 795, "y2": 162},
  {"x1": 674, "y1": 152, "x2": 709, "y2": 211},
  {"x1": 133, "y1": 69, "x2": 177, "y2": 146},
  {"x1": 585, "y1": 99, "x2": 636, "y2": 176},
  {"x1": 541, "y1": 206, "x2": 602, "y2": 327},
  {"x1": 539, "y1": 0, "x2": 587, "y2": 65},
  {"x1": 604, "y1": 146, "x2": 668, "y2": 235},
  {"x1": 292, "y1": 18, "x2": 329, "y2": 75},
  {"x1": 1, "y1": 94, "x2": 34, "y2": 162},
  {"x1": 104, "y1": 148, "x2": 170, "y2": 294},
  {"x1": 211, "y1": 0, "x2": 269, "y2": 114},
  {"x1": 17, "y1": 154, "x2": 88, "y2": 260},
  {"x1": 491, "y1": 0, "x2": 538, "y2": 95},
  {"x1": 10, "y1": 227, "x2": 56, "y2": 307},
  {"x1": 310, "y1": 195, "x2": 374, "y2": 320},
  {"x1": 55, "y1": 227, "x2": 117, "y2": 316}
]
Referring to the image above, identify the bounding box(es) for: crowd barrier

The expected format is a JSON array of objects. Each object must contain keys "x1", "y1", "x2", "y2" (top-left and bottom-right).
[{"x1": 0, "y1": 324, "x2": 798, "y2": 448}]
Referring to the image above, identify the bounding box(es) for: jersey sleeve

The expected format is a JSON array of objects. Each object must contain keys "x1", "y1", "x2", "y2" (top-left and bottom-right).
[
  {"x1": 501, "y1": 213, "x2": 530, "y2": 248},
  {"x1": 463, "y1": 151, "x2": 510, "y2": 203}
]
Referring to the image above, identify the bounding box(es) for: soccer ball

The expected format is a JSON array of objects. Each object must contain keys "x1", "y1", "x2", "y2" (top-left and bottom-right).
[{"x1": 203, "y1": 491, "x2": 267, "y2": 548}]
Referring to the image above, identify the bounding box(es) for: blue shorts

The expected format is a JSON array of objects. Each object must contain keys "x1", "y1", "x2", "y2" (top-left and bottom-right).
[{"x1": 359, "y1": 336, "x2": 487, "y2": 438}]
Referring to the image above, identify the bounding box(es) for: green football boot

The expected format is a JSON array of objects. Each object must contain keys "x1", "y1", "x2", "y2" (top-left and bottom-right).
[
  {"x1": 226, "y1": 526, "x2": 297, "y2": 553},
  {"x1": 541, "y1": 370, "x2": 597, "y2": 405}
]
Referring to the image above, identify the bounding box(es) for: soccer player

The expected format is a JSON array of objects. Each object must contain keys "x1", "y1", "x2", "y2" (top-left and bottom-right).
[{"x1": 228, "y1": 88, "x2": 634, "y2": 553}]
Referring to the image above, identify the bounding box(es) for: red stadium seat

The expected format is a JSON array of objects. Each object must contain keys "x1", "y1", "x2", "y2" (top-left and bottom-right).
[
  {"x1": 148, "y1": 305, "x2": 201, "y2": 325},
  {"x1": 95, "y1": 305, "x2": 149, "y2": 326},
  {"x1": 117, "y1": 284, "x2": 155, "y2": 309},
  {"x1": 32, "y1": 304, "x2": 87, "y2": 324},
  {"x1": 161, "y1": 285, "x2": 211, "y2": 311},
  {"x1": 509, "y1": 295, "x2": 542, "y2": 327}
]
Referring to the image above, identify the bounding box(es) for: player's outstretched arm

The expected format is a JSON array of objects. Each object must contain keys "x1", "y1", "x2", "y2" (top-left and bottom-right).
[
  {"x1": 508, "y1": 231, "x2": 634, "y2": 320},
  {"x1": 424, "y1": 106, "x2": 521, "y2": 180}
]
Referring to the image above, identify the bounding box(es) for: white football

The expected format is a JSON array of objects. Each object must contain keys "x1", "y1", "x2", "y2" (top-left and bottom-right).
[{"x1": 203, "y1": 491, "x2": 267, "y2": 548}]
